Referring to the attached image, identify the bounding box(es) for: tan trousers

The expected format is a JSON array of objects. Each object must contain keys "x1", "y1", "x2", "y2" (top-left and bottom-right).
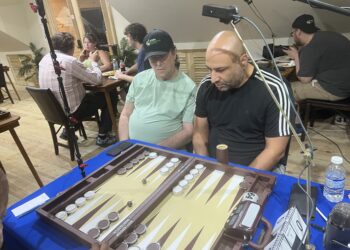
[{"x1": 291, "y1": 80, "x2": 345, "y2": 102}]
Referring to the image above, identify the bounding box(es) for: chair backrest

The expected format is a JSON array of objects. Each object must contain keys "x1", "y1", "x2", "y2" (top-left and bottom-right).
[
  {"x1": 26, "y1": 86, "x2": 68, "y2": 125},
  {"x1": 0, "y1": 64, "x2": 6, "y2": 87}
]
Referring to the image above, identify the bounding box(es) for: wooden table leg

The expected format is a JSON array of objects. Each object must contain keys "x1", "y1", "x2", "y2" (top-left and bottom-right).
[
  {"x1": 5, "y1": 71, "x2": 21, "y2": 101},
  {"x1": 9, "y1": 128, "x2": 43, "y2": 187},
  {"x1": 103, "y1": 90, "x2": 118, "y2": 137}
]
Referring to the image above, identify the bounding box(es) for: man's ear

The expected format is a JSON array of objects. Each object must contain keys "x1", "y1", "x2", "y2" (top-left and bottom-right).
[
  {"x1": 240, "y1": 53, "x2": 249, "y2": 67},
  {"x1": 171, "y1": 48, "x2": 177, "y2": 56}
]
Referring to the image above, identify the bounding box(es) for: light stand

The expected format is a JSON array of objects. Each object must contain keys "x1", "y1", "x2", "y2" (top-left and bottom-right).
[
  {"x1": 203, "y1": 4, "x2": 316, "y2": 249},
  {"x1": 30, "y1": 0, "x2": 86, "y2": 178}
]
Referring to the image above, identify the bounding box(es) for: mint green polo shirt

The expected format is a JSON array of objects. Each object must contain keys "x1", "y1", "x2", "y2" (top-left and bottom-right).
[{"x1": 126, "y1": 69, "x2": 196, "y2": 144}]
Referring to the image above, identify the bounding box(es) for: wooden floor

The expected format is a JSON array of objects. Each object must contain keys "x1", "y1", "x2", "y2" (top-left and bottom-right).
[{"x1": 1, "y1": 85, "x2": 349, "y2": 207}]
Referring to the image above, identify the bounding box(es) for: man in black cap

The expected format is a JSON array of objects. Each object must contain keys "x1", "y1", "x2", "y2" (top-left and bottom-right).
[
  {"x1": 118, "y1": 29, "x2": 196, "y2": 149},
  {"x1": 283, "y1": 14, "x2": 350, "y2": 102}
]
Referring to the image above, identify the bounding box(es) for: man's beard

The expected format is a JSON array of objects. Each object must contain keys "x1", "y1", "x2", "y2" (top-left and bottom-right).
[
  {"x1": 215, "y1": 69, "x2": 245, "y2": 91},
  {"x1": 294, "y1": 38, "x2": 304, "y2": 47}
]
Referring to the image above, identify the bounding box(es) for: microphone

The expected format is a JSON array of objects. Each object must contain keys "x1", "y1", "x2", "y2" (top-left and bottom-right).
[
  {"x1": 324, "y1": 202, "x2": 350, "y2": 249},
  {"x1": 202, "y1": 5, "x2": 241, "y2": 24}
]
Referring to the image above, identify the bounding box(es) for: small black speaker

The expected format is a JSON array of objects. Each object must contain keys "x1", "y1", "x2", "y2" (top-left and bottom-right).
[{"x1": 324, "y1": 202, "x2": 350, "y2": 250}]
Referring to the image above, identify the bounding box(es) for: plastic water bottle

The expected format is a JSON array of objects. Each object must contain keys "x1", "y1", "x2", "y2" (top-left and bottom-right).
[
  {"x1": 323, "y1": 156, "x2": 346, "y2": 203},
  {"x1": 112, "y1": 59, "x2": 119, "y2": 71}
]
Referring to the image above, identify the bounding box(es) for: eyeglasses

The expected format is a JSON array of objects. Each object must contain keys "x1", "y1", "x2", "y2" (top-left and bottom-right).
[
  {"x1": 290, "y1": 30, "x2": 296, "y2": 37},
  {"x1": 149, "y1": 53, "x2": 169, "y2": 64}
]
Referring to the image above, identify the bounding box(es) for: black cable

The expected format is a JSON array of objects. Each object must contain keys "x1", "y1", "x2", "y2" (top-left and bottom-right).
[
  {"x1": 245, "y1": 1, "x2": 275, "y2": 56},
  {"x1": 309, "y1": 127, "x2": 350, "y2": 164},
  {"x1": 251, "y1": 2, "x2": 274, "y2": 36},
  {"x1": 296, "y1": 163, "x2": 315, "y2": 250},
  {"x1": 230, "y1": 16, "x2": 315, "y2": 248}
]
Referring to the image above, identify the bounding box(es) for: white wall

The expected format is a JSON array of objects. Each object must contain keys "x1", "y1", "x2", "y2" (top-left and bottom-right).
[
  {"x1": 0, "y1": 3, "x2": 30, "y2": 45},
  {"x1": 25, "y1": 5, "x2": 48, "y2": 52},
  {"x1": 108, "y1": 3, "x2": 350, "y2": 61},
  {"x1": 0, "y1": 1, "x2": 47, "y2": 81},
  {"x1": 111, "y1": 7, "x2": 131, "y2": 44},
  {"x1": 109, "y1": 0, "x2": 350, "y2": 43}
]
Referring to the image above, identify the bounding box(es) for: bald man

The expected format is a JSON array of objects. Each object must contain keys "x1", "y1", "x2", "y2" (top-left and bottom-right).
[{"x1": 193, "y1": 31, "x2": 293, "y2": 172}]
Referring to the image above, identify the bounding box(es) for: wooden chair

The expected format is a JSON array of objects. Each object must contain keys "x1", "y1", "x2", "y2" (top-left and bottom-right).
[
  {"x1": 301, "y1": 97, "x2": 350, "y2": 141},
  {"x1": 0, "y1": 64, "x2": 14, "y2": 104},
  {"x1": 26, "y1": 87, "x2": 100, "y2": 161}
]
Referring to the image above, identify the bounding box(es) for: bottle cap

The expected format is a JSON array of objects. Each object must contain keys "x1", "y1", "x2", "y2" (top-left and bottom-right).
[{"x1": 331, "y1": 156, "x2": 343, "y2": 165}]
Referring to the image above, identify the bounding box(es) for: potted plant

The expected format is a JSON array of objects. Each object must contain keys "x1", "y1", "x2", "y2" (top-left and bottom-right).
[
  {"x1": 110, "y1": 37, "x2": 137, "y2": 68},
  {"x1": 18, "y1": 42, "x2": 44, "y2": 85}
]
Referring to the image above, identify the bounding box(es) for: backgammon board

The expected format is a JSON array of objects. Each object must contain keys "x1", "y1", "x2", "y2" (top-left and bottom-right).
[{"x1": 37, "y1": 142, "x2": 276, "y2": 249}]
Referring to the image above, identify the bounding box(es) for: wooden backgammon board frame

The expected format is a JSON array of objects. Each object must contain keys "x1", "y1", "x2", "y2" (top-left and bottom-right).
[{"x1": 37, "y1": 142, "x2": 276, "y2": 249}]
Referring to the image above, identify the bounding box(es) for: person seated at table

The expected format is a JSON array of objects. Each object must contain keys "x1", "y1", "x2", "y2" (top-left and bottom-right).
[
  {"x1": 39, "y1": 32, "x2": 117, "y2": 147},
  {"x1": 79, "y1": 33, "x2": 112, "y2": 73},
  {"x1": 0, "y1": 162, "x2": 9, "y2": 249},
  {"x1": 114, "y1": 23, "x2": 151, "y2": 82},
  {"x1": 283, "y1": 14, "x2": 350, "y2": 103},
  {"x1": 193, "y1": 31, "x2": 293, "y2": 172},
  {"x1": 118, "y1": 29, "x2": 196, "y2": 149}
]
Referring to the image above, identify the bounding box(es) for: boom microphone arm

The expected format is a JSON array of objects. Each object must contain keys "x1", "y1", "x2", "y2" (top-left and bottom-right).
[
  {"x1": 294, "y1": 0, "x2": 350, "y2": 17},
  {"x1": 31, "y1": 0, "x2": 87, "y2": 177}
]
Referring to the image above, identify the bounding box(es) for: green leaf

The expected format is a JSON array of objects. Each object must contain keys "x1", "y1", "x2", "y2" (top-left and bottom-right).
[
  {"x1": 110, "y1": 37, "x2": 137, "y2": 67},
  {"x1": 18, "y1": 42, "x2": 44, "y2": 80}
]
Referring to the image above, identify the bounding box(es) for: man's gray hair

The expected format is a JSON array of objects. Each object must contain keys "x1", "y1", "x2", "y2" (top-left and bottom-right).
[{"x1": 52, "y1": 32, "x2": 75, "y2": 53}]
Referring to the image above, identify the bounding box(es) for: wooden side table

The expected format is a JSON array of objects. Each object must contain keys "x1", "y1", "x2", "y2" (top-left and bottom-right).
[
  {"x1": 0, "y1": 114, "x2": 43, "y2": 187},
  {"x1": 3, "y1": 66, "x2": 21, "y2": 101}
]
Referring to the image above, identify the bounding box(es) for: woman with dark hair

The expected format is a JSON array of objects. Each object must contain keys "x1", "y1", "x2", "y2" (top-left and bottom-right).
[{"x1": 79, "y1": 33, "x2": 112, "y2": 72}]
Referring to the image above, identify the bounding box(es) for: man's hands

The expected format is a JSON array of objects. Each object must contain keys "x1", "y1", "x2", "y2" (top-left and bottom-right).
[
  {"x1": 114, "y1": 71, "x2": 127, "y2": 80},
  {"x1": 282, "y1": 46, "x2": 298, "y2": 60},
  {"x1": 114, "y1": 71, "x2": 134, "y2": 83}
]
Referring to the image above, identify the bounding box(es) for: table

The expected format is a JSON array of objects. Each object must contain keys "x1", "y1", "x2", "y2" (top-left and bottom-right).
[
  {"x1": 0, "y1": 114, "x2": 43, "y2": 187},
  {"x1": 280, "y1": 66, "x2": 296, "y2": 80},
  {"x1": 3, "y1": 140, "x2": 349, "y2": 250},
  {"x1": 84, "y1": 77, "x2": 124, "y2": 136}
]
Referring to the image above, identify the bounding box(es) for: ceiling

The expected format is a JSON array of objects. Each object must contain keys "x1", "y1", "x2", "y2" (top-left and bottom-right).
[
  {"x1": 0, "y1": 0, "x2": 22, "y2": 7},
  {"x1": 110, "y1": 0, "x2": 350, "y2": 43},
  {"x1": 0, "y1": 30, "x2": 28, "y2": 52}
]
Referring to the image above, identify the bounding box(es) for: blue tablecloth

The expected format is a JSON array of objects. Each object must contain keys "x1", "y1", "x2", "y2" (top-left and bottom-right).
[{"x1": 4, "y1": 140, "x2": 350, "y2": 250}]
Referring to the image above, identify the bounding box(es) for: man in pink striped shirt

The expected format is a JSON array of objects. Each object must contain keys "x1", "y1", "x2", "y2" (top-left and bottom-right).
[{"x1": 39, "y1": 32, "x2": 117, "y2": 147}]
